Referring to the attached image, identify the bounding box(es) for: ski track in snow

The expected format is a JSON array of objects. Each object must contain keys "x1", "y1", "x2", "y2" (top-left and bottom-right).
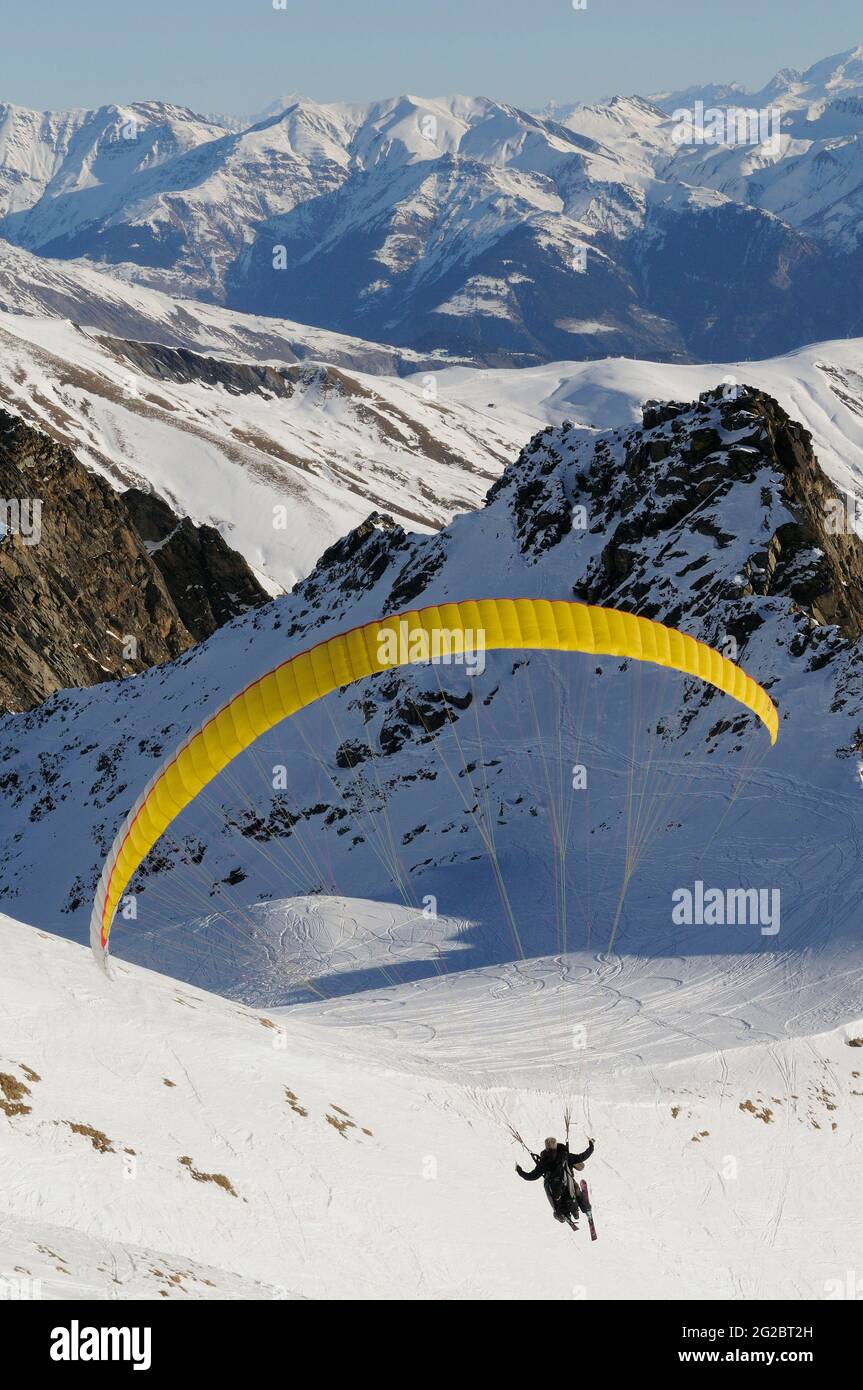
[{"x1": 1, "y1": 906, "x2": 860, "y2": 1300}]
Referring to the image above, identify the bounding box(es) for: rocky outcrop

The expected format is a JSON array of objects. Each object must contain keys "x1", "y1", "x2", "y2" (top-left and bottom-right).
[
  {"x1": 99, "y1": 338, "x2": 300, "y2": 397},
  {"x1": 99, "y1": 337, "x2": 404, "y2": 402},
  {"x1": 477, "y1": 384, "x2": 863, "y2": 743},
  {"x1": 496, "y1": 386, "x2": 863, "y2": 644},
  {"x1": 286, "y1": 512, "x2": 410, "y2": 637},
  {"x1": 0, "y1": 410, "x2": 267, "y2": 712},
  {"x1": 122, "y1": 488, "x2": 269, "y2": 641}
]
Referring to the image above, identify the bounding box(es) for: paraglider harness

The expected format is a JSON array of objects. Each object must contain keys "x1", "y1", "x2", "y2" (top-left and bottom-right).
[
  {"x1": 540, "y1": 1145, "x2": 580, "y2": 1216},
  {"x1": 511, "y1": 1110, "x2": 589, "y2": 1221}
]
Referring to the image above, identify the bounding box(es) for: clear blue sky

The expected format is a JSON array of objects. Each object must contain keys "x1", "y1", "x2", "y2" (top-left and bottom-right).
[{"x1": 1, "y1": 0, "x2": 861, "y2": 114}]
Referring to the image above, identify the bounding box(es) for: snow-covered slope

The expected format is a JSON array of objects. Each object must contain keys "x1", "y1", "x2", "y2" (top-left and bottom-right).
[
  {"x1": 0, "y1": 311, "x2": 528, "y2": 588},
  {"x1": 429, "y1": 339, "x2": 863, "y2": 504},
  {"x1": 2, "y1": 910, "x2": 861, "y2": 1300},
  {"x1": 0, "y1": 101, "x2": 227, "y2": 225},
  {"x1": 0, "y1": 239, "x2": 450, "y2": 374},
  {"x1": 7, "y1": 285, "x2": 863, "y2": 592}
]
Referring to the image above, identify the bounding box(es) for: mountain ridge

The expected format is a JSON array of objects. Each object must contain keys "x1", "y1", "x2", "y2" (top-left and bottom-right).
[{"x1": 3, "y1": 45, "x2": 863, "y2": 363}]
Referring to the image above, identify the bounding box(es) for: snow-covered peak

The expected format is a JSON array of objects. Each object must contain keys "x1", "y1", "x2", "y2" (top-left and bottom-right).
[
  {"x1": 799, "y1": 43, "x2": 863, "y2": 92},
  {"x1": 3, "y1": 46, "x2": 863, "y2": 366},
  {"x1": 545, "y1": 93, "x2": 667, "y2": 146},
  {"x1": 243, "y1": 97, "x2": 354, "y2": 164},
  {"x1": 654, "y1": 43, "x2": 863, "y2": 119},
  {"x1": 0, "y1": 100, "x2": 226, "y2": 220}
]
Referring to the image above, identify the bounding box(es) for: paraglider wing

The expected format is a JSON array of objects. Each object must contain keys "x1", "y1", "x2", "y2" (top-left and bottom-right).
[{"x1": 89, "y1": 598, "x2": 778, "y2": 970}]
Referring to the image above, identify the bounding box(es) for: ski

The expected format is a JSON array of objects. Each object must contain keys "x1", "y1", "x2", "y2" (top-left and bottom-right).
[{"x1": 580, "y1": 1179, "x2": 597, "y2": 1241}]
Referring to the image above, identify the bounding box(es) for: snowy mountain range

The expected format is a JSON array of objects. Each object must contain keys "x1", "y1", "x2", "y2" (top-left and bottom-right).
[{"x1": 3, "y1": 46, "x2": 863, "y2": 362}]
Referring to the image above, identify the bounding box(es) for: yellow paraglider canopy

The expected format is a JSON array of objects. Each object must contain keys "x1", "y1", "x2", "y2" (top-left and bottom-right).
[{"x1": 90, "y1": 597, "x2": 778, "y2": 969}]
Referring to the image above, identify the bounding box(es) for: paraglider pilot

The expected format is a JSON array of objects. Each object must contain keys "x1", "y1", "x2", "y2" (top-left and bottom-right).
[{"x1": 516, "y1": 1136, "x2": 595, "y2": 1227}]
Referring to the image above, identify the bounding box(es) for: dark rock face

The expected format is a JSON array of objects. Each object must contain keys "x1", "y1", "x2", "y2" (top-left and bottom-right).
[
  {"x1": 98, "y1": 337, "x2": 406, "y2": 405},
  {"x1": 99, "y1": 338, "x2": 299, "y2": 397},
  {"x1": 287, "y1": 512, "x2": 411, "y2": 637},
  {"x1": 561, "y1": 387, "x2": 863, "y2": 644},
  {"x1": 0, "y1": 410, "x2": 268, "y2": 712},
  {"x1": 486, "y1": 427, "x2": 573, "y2": 564},
  {"x1": 121, "y1": 488, "x2": 269, "y2": 641}
]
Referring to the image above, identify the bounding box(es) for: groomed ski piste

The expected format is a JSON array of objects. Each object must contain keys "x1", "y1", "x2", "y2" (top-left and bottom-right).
[{"x1": 1, "y1": 904, "x2": 861, "y2": 1301}]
